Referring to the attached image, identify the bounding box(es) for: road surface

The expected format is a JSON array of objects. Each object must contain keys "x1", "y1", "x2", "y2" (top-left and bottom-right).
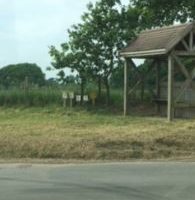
[{"x1": 0, "y1": 162, "x2": 194, "y2": 200}]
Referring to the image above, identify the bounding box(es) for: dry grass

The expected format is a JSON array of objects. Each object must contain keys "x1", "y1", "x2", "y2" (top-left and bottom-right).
[{"x1": 0, "y1": 107, "x2": 195, "y2": 160}]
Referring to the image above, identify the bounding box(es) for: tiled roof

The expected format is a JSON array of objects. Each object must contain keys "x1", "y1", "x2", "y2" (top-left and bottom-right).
[{"x1": 121, "y1": 23, "x2": 194, "y2": 58}]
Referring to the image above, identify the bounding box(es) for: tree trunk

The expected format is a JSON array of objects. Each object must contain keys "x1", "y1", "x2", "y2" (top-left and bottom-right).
[
  {"x1": 104, "y1": 78, "x2": 110, "y2": 106},
  {"x1": 80, "y1": 79, "x2": 85, "y2": 105},
  {"x1": 98, "y1": 76, "x2": 102, "y2": 97}
]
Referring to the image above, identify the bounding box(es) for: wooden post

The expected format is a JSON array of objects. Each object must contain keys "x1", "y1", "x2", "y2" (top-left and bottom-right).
[
  {"x1": 189, "y1": 31, "x2": 193, "y2": 50},
  {"x1": 156, "y1": 59, "x2": 161, "y2": 113},
  {"x1": 167, "y1": 54, "x2": 174, "y2": 122},
  {"x1": 124, "y1": 58, "x2": 129, "y2": 116}
]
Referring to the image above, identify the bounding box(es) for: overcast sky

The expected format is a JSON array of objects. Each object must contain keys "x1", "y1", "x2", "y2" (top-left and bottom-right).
[{"x1": 0, "y1": 0, "x2": 129, "y2": 78}]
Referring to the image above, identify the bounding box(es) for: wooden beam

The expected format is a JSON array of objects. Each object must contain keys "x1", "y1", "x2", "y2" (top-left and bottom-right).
[
  {"x1": 172, "y1": 53, "x2": 191, "y2": 80},
  {"x1": 129, "y1": 59, "x2": 142, "y2": 77},
  {"x1": 174, "y1": 51, "x2": 195, "y2": 56},
  {"x1": 181, "y1": 39, "x2": 190, "y2": 51},
  {"x1": 124, "y1": 58, "x2": 129, "y2": 116},
  {"x1": 129, "y1": 59, "x2": 137, "y2": 69},
  {"x1": 175, "y1": 79, "x2": 192, "y2": 103},
  {"x1": 129, "y1": 59, "x2": 149, "y2": 102},
  {"x1": 172, "y1": 52, "x2": 195, "y2": 104},
  {"x1": 128, "y1": 80, "x2": 142, "y2": 95},
  {"x1": 127, "y1": 59, "x2": 156, "y2": 95},
  {"x1": 167, "y1": 54, "x2": 174, "y2": 122},
  {"x1": 129, "y1": 59, "x2": 156, "y2": 76}
]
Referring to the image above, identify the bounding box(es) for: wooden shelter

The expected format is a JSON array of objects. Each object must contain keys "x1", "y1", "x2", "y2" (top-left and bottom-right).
[{"x1": 120, "y1": 22, "x2": 195, "y2": 121}]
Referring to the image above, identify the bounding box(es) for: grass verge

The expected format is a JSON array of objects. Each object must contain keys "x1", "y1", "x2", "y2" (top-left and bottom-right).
[{"x1": 0, "y1": 107, "x2": 194, "y2": 161}]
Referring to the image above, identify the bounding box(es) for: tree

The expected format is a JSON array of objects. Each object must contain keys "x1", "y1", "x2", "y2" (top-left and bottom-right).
[
  {"x1": 49, "y1": 43, "x2": 91, "y2": 104},
  {"x1": 0, "y1": 63, "x2": 45, "y2": 89},
  {"x1": 84, "y1": 0, "x2": 124, "y2": 104},
  {"x1": 57, "y1": 70, "x2": 66, "y2": 85},
  {"x1": 68, "y1": 22, "x2": 105, "y2": 99},
  {"x1": 49, "y1": 0, "x2": 139, "y2": 105},
  {"x1": 57, "y1": 70, "x2": 77, "y2": 85},
  {"x1": 68, "y1": 0, "x2": 139, "y2": 104},
  {"x1": 132, "y1": 0, "x2": 195, "y2": 28},
  {"x1": 65, "y1": 75, "x2": 77, "y2": 85}
]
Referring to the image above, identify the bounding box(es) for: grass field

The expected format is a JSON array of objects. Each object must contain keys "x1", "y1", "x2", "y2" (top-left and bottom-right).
[{"x1": 0, "y1": 106, "x2": 195, "y2": 161}]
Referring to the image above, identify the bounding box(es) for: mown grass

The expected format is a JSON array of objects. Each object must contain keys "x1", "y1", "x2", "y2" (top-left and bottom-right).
[{"x1": 0, "y1": 106, "x2": 194, "y2": 160}]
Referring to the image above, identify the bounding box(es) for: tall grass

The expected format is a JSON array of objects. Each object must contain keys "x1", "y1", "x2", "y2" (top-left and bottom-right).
[
  {"x1": 0, "y1": 87, "x2": 124, "y2": 107},
  {"x1": 0, "y1": 88, "x2": 62, "y2": 107},
  {"x1": 0, "y1": 86, "x2": 153, "y2": 108}
]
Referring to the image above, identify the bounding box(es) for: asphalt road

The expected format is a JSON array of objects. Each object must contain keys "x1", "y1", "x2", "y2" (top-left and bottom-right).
[{"x1": 0, "y1": 162, "x2": 194, "y2": 200}]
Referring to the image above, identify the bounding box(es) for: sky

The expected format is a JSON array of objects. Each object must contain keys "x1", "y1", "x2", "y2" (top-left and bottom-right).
[{"x1": 0, "y1": 0, "x2": 129, "y2": 79}]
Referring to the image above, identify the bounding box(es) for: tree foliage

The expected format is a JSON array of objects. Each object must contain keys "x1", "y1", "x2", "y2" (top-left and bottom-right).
[
  {"x1": 57, "y1": 70, "x2": 77, "y2": 85},
  {"x1": 132, "y1": 0, "x2": 195, "y2": 28},
  {"x1": 0, "y1": 63, "x2": 45, "y2": 88}
]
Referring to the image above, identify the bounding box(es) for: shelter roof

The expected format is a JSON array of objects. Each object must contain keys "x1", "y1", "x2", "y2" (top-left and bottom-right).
[{"x1": 121, "y1": 22, "x2": 195, "y2": 58}]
